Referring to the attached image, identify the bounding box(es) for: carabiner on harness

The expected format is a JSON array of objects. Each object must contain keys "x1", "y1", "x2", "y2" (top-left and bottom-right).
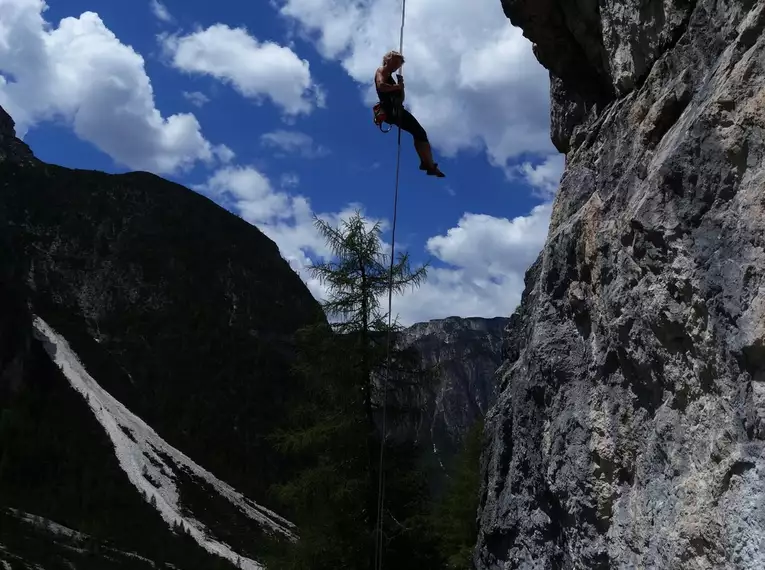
[{"x1": 373, "y1": 103, "x2": 393, "y2": 133}]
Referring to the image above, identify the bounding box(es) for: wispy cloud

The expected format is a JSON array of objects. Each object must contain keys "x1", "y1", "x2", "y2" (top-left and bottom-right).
[
  {"x1": 280, "y1": 172, "x2": 300, "y2": 188},
  {"x1": 260, "y1": 130, "x2": 330, "y2": 159},
  {"x1": 183, "y1": 91, "x2": 210, "y2": 107},
  {"x1": 150, "y1": 0, "x2": 173, "y2": 23}
]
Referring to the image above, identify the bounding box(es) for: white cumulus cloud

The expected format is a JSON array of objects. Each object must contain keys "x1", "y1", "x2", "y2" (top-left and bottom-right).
[
  {"x1": 275, "y1": 0, "x2": 554, "y2": 169},
  {"x1": 161, "y1": 24, "x2": 325, "y2": 116},
  {"x1": 195, "y1": 162, "x2": 553, "y2": 326},
  {"x1": 194, "y1": 164, "x2": 388, "y2": 302},
  {"x1": 390, "y1": 203, "x2": 552, "y2": 324},
  {"x1": 514, "y1": 154, "x2": 565, "y2": 198},
  {"x1": 0, "y1": 0, "x2": 220, "y2": 175},
  {"x1": 427, "y1": 207, "x2": 551, "y2": 277}
]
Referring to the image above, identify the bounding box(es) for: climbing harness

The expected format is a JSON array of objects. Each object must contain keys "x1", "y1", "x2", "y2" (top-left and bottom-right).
[
  {"x1": 374, "y1": 1, "x2": 406, "y2": 569},
  {"x1": 373, "y1": 102, "x2": 393, "y2": 133}
]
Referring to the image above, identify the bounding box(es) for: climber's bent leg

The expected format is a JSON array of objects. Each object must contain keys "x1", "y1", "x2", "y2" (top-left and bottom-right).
[
  {"x1": 396, "y1": 108, "x2": 428, "y2": 143},
  {"x1": 414, "y1": 140, "x2": 433, "y2": 169},
  {"x1": 395, "y1": 109, "x2": 445, "y2": 177},
  {"x1": 384, "y1": 106, "x2": 444, "y2": 177}
]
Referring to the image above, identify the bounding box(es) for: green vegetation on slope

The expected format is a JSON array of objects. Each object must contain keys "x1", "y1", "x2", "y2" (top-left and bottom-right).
[
  {"x1": 431, "y1": 418, "x2": 485, "y2": 569},
  {"x1": 0, "y1": 508, "x2": 235, "y2": 570}
]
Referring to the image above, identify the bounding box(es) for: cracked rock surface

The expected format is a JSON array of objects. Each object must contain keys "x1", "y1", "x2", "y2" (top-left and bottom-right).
[
  {"x1": 398, "y1": 316, "x2": 509, "y2": 454},
  {"x1": 477, "y1": 0, "x2": 765, "y2": 568}
]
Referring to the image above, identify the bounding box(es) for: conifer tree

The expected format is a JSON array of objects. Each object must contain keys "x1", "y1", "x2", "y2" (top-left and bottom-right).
[
  {"x1": 268, "y1": 211, "x2": 439, "y2": 569},
  {"x1": 309, "y1": 211, "x2": 428, "y2": 446}
]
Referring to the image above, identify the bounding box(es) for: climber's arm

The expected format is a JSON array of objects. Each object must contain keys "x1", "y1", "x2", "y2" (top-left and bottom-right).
[{"x1": 375, "y1": 69, "x2": 403, "y2": 92}]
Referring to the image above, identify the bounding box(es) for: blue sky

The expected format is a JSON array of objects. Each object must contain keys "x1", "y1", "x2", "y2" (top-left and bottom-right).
[{"x1": 0, "y1": 0, "x2": 563, "y2": 325}]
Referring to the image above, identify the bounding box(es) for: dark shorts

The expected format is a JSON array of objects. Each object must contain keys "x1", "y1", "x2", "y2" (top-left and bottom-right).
[{"x1": 382, "y1": 104, "x2": 428, "y2": 142}]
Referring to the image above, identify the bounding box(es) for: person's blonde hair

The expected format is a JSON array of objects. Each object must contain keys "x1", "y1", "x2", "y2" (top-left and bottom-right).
[{"x1": 382, "y1": 50, "x2": 404, "y2": 66}]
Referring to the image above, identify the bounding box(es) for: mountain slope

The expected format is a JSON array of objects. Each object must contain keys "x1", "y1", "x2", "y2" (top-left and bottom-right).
[
  {"x1": 0, "y1": 289, "x2": 252, "y2": 569},
  {"x1": 1, "y1": 507, "x2": 199, "y2": 570},
  {"x1": 33, "y1": 315, "x2": 295, "y2": 568},
  {"x1": 1, "y1": 104, "x2": 325, "y2": 499},
  {"x1": 477, "y1": 0, "x2": 765, "y2": 568},
  {"x1": 0, "y1": 103, "x2": 323, "y2": 567}
]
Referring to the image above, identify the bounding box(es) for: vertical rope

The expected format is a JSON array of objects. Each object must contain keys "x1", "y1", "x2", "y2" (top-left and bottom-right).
[
  {"x1": 374, "y1": 2, "x2": 406, "y2": 569},
  {"x1": 398, "y1": 0, "x2": 406, "y2": 54}
]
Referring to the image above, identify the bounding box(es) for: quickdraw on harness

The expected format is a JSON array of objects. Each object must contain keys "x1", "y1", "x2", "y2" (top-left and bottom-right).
[{"x1": 373, "y1": 102, "x2": 393, "y2": 133}]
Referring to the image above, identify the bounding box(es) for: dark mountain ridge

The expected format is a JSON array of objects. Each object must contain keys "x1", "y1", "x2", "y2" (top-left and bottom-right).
[{"x1": 0, "y1": 103, "x2": 323, "y2": 568}]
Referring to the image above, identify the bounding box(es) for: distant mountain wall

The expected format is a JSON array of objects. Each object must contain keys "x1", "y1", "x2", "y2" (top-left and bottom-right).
[{"x1": 398, "y1": 316, "x2": 509, "y2": 456}]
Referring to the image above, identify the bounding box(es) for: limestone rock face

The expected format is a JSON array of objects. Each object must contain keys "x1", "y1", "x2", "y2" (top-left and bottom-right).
[
  {"x1": 398, "y1": 316, "x2": 509, "y2": 455},
  {"x1": 477, "y1": 0, "x2": 765, "y2": 568}
]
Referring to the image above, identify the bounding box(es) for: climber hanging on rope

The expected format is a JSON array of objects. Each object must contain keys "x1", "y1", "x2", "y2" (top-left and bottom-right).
[{"x1": 374, "y1": 50, "x2": 445, "y2": 177}]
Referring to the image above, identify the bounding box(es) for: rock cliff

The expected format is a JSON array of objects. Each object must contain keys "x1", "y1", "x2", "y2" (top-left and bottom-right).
[
  {"x1": 398, "y1": 316, "x2": 508, "y2": 459},
  {"x1": 477, "y1": 1, "x2": 765, "y2": 568}
]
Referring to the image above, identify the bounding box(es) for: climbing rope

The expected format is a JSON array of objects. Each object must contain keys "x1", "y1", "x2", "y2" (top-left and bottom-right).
[{"x1": 374, "y1": 1, "x2": 406, "y2": 569}]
